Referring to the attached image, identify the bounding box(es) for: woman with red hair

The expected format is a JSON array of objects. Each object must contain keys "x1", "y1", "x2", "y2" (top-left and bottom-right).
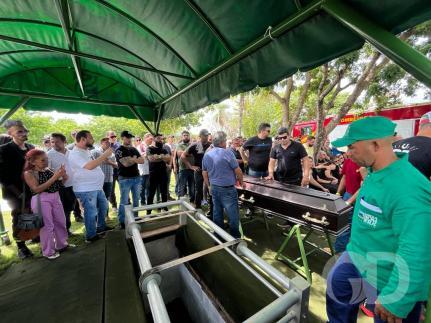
[{"x1": 23, "y1": 149, "x2": 71, "y2": 259}]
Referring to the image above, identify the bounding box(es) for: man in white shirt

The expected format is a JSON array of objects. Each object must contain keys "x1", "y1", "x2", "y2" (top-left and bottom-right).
[
  {"x1": 68, "y1": 130, "x2": 113, "y2": 242},
  {"x1": 48, "y1": 133, "x2": 78, "y2": 235},
  {"x1": 137, "y1": 133, "x2": 152, "y2": 205}
]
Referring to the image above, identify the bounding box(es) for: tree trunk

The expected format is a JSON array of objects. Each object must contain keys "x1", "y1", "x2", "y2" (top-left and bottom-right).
[
  {"x1": 238, "y1": 93, "x2": 245, "y2": 136},
  {"x1": 313, "y1": 64, "x2": 329, "y2": 160},
  {"x1": 288, "y1": 71, "x2": 312, "y2": 133},
  {"x1": 325, "y1": 53, "x2": 388, "y2": 135},
  {"x1": 282, "y1": 77, "x2": 294, "y2": 127},
  {"x1": 270, "y1": 77, "x2": 294, "y2": 127}
]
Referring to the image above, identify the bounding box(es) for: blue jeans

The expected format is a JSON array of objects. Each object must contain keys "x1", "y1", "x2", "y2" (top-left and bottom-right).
[
  {"x1": 118, "y1": 176, "x2": 141, "y2": 225},
  {"x1": 178, "y1": 169, "x2": 195, "y2": 202},
  {"x1": 334, "y1": 192, "x2": 353, "y2": 253},
  {"x1": 103, "y1": 182, "x2": 113, "y2": 200},
  {"x1": 211, "y1": 185, "x2": 240, "y2": 238},
  {"x1": 140, "y1": 174, "x2": 149, "y2": 205},
  {"x1": 326, "y1": 252, "x2": 423, "y2": 323},
  {"x1": 74, "y1": 190, "x2": 108, "y2": 239},
  {"x1": 248, "y1": 169, "x2": 268, "y2": 178}
]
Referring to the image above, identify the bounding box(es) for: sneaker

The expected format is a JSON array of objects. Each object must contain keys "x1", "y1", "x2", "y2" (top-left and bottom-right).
[
  {"x1": 46, "y1": 252, "x2": 60, "y2": 260},
  {"x1": 58, "y1": 244, "x2": 77, "y2": 252},
  {"x1": 17, "y1": 246, "x2": 34, "y2": 259},
  {"x1": 85, "y1": 235, "x2": 101, "y2": 243},
  {"x1": 112, "y1": 207, "x2": 118, "y2": 213}
]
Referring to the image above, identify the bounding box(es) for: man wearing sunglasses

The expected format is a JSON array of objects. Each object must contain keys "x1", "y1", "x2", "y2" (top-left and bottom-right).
[
  {"x1": 266, "y1": 127, "x2": 310, "y2": 186},
  {"x1": 0, "y1": 120, "x2": 35, "y2": 259}
]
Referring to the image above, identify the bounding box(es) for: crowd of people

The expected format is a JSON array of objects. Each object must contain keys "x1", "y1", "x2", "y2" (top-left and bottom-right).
[{"x1": 1, "y1": 112, "x2": 431, "y2": 322}]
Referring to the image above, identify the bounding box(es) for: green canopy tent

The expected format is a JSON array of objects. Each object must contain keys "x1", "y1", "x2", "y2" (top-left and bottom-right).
[{"x1": 0, "y1": 0, "x2": 430, "y2": 134}]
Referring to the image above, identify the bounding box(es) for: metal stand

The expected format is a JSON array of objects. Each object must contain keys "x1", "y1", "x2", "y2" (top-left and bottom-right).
[
  {"x1": 275, "y1": 224, "x2": 334, "y2": 283},
  {"x1": 125, "y1": 199, "x2": 310, "y2": 323}
]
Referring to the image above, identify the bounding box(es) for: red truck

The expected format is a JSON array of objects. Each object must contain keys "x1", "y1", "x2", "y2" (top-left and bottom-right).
[{"x1": 292, "y1": 102, "x2": 431, "y2": 142}]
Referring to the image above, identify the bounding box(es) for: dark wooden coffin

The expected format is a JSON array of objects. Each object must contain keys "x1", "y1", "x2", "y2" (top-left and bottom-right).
[{"x1": 237, "y1": 175, "x2": 352, "y2": 235}]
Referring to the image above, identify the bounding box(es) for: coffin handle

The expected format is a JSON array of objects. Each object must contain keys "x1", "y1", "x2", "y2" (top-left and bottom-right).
[{"x1": 301, "y1": 212, "x2": 329, "y2": 226}]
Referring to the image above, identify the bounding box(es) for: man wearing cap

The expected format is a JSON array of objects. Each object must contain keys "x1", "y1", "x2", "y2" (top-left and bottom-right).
[
  {"x1": 393, "y1": 111, "x2": 431, "y2": 180},
  {"x1": 115, "y1": 131, "x2": 145, "y2": 228},
  {"x1": 326, "y1": 116, "x2": 431, "y2": 322},
  {"x1": 0, "y1": 120, "x2": 35, "y2": 258},
  {"x1": 181, "y1": 129, "x2": 211, "y2": 209}
]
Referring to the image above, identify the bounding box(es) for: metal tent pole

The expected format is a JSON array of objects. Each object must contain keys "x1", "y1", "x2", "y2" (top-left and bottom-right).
[
  {"x1": 129, "y1": 106, "x2": 155, "y2": 135},
  {"x1": 322, "y1": 0, "x2": 431, "y2": 88},
  {"x1": 0, "y1": 97, "x2": 30, "y2": 126}
]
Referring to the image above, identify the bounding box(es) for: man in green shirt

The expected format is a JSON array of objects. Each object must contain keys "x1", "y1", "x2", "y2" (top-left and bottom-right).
[{"x1": 326, "y1": 116, "x2": 431, "y2": 322}]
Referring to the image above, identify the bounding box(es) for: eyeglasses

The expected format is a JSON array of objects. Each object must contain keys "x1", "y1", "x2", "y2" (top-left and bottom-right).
[
  {"x1": 110, "y1": 135, "x2": 117, "y2": 138},
  {"x1": 276, "y1": 135, "x2": 288, "y2": 140},
  {"x1": 136, "y1": 139, "x2": 141, "y2": 142}
]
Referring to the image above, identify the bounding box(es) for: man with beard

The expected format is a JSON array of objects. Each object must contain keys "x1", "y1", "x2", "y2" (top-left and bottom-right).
[
  {"x1": 181, "y1": 129, "x2": 211, "y2": 209},
  {"x1": 115, "y1": 131, "x2": 145, "y2": 228},
  {"x1": 68, "y1": 131, "x2": 113, "y2": 242},
  {"x1": 174, "y1": 130, "x2": 194, "y2": 202},
  {"x1": 47, "y1": 133, "x2": 77, "y2": 235},
  {"x1": 146, "y1": 134, "x2": 171, "y2": 213},
  {"x1": 0, "y1": 120, "x2": 35, "y2": 258},
  {"x1": 326, "y1": 117, "x2": 431, "y2": 323}
]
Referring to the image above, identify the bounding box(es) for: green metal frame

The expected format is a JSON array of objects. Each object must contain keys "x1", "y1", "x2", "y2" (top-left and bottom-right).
[
  {"x1": 323, "y1": 0, "x2": 431, "y2": 88},
  {"x1": 0, "y1": 34, "x2": 194, "y2": 80},
  {"x1": 54, "y1": 0, "x2": 85, "y2": 97},
  {"x1": 275, "y1": 224, "x2": 334, "y2": 283},
  {"x1": 0, "y1": 96, "x2": 30, "y2": 126}
]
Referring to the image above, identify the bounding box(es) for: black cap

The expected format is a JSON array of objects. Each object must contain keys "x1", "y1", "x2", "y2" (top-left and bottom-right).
[{"x1": 120, "y1": 130, "x2": 135, "y2": 138}]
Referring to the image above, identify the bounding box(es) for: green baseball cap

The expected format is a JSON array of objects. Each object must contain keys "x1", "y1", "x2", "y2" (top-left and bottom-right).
[{"x1": 332, "y1": 116, "x2": 396, "y2": 147}]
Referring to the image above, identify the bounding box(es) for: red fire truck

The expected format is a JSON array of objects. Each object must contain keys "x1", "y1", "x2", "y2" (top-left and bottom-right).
[{"x1": 292, "y1": 102, "x2": 431, "y2": 142}]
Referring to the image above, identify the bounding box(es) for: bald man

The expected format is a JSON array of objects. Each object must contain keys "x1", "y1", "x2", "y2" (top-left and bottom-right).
[{"x1": 326, "y1": 117, "x2": 431, "y2": 323}]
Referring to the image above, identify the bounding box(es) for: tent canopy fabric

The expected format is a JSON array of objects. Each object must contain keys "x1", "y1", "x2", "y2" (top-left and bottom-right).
[{"x1": 0, "y1": 0, "x2": 430, "y2": 125}]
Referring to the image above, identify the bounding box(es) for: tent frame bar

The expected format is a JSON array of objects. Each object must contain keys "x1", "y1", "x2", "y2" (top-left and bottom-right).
[
  {"x1": 183, "y1": 0, "x2": 233, "y2": 55},
  {"x1": 54, "y1": 0, "x2": 86, "y2": 97},
  {"x1": 0, "y1": 17, "x2": 179, "y2": 90},
  {"x1": 158, "y1": 0, "x2": 324, "y2": 107},
  {"x1": 93, "y1": 0, "x2": 197, "y2": 77},
  {"x1": 0, "y1": 97, "x2": 30, "y2": 126},
  {"x1": 322, "y1": 0, "x2": 431, "y2": 88},
  {"x1": 0, "y1": 34, "x2": 194, "y2": 80},
  {"x1": 129, "y1": 106, "x2": 155, "y2": 135},
  {"x1": 0, "y1": 88, "x2": 150, "y2": 109}
]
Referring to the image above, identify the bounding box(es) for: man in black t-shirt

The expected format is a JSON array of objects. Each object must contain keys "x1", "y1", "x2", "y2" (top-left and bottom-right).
[
  {"x1": 266, "y1": 127, "x2": 310, "y2": 186},
  {"x1": 0, "y1": 120, "x2": 35, "y2": 259},
  {"x1": 240, "y1": 123, "x2": 272, "y2": 177},
  {"x1": 181, "y1": 129, "x2": 211, "y2": 209},
  {"x1": 115, "y1": 131, "x2": 145, "y2": 226},
  {"x1": 393, "y1": 112, "x2": 431, "y2": 179},
  {"x1": 146, "y1": 134, "x2": 171, "y2": 213}
]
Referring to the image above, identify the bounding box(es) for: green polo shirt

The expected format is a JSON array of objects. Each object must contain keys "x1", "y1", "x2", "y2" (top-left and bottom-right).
[{"x1": 347, "y1": 153, "x2": 431, "y2": 318}]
